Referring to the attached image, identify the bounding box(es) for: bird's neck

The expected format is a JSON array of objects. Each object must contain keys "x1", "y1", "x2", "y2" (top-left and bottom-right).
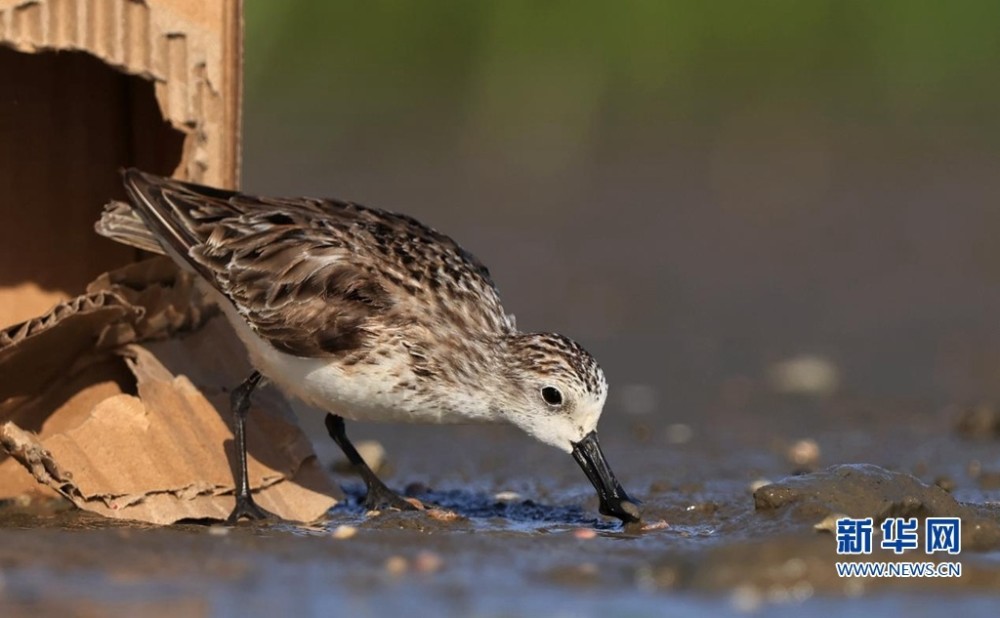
[{"x1": 434, "y1": 333, "x2": 518, "y2": 423}]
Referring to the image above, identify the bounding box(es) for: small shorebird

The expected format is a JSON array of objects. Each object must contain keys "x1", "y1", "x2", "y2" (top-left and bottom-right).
[{"x1": 96, "y1": 170, "x2": 640, "y2": 524}]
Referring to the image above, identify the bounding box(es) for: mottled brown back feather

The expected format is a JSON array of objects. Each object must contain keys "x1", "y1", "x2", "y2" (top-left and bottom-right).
[{"x1": 119, "y1": 169, "x2": 512, "y2": 358}]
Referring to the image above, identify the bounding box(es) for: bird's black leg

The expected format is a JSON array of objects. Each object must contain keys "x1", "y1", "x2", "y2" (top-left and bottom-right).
[
  {"x1": 324, "y1": 414, "x2": 416, "y2": 511},
  {"x1": 226, "y1": 371, "x2": 275, "y2": 523}
]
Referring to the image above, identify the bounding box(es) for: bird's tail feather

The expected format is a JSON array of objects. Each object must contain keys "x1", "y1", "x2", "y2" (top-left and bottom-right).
[{"x1": 94, "y1": 201, "x2": 166, "y2": 255}]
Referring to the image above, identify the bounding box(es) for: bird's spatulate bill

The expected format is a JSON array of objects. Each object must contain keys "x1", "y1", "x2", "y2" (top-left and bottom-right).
[{"x1": 571, "y1": 430, "x2": 641, "y2": 523}]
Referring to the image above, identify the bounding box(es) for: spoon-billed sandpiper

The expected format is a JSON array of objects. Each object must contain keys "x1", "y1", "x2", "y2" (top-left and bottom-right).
[{"x1": 96, "y1": 169, "x2": 640, "y2": 525}]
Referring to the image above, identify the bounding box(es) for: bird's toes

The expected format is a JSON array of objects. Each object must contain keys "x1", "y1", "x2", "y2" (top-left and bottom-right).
[{"x1": 226, "y1": 496, "x2": 279, "y2": 524}]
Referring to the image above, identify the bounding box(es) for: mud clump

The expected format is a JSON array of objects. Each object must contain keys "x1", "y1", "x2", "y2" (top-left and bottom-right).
[
  {"x1": 954, "y1": 404, "x2": 1000, "y2": 439},
  {"x1": 753, "y1": 463, "x2": 956, "y2": 520},
  {"x1": 754, "y1": 464, "x2": 1000, "y2": 550}
]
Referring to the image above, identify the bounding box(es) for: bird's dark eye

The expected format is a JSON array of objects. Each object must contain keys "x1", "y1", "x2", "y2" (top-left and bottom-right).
[{"x1": 541, "y1": 386, "x2": 563, "y2": 406}]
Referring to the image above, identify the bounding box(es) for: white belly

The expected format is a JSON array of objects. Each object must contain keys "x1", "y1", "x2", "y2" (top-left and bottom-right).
[{"x1": 212, "y1": 291, "x2": 465, "y2": 424}]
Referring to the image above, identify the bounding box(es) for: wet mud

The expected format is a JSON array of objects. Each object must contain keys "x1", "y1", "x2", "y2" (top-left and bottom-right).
[{"x1": 2, "y1": 391, "x2": 1000, "y2": 616}]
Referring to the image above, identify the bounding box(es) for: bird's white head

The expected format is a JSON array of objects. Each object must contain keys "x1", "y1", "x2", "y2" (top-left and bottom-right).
[
  {"x1": 500, "y1": 332, "x2": 608, "y2": 452},
  {"x1": 499, "y1": 333, "x2": 640, "y2": 523}
]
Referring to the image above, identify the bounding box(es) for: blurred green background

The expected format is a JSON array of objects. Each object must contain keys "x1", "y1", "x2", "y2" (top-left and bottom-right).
[
  {"x1": 247, "y1": 1, "x2": 1000, "y2": 148},
  {"x1": 242, "y1": 2, "x2": 1000, "y2": 417}
]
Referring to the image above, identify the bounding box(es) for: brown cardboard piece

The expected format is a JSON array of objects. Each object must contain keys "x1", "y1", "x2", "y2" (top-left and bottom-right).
[
  {"x1": 0, "y1": 2, "x2": 338, "y2": 524},
  {"x1": 0, "y1": 258, "x2": 341, "y2": 524},
  {"x1": 0, "y1": 0, "x2": 241, "y2": 326}
]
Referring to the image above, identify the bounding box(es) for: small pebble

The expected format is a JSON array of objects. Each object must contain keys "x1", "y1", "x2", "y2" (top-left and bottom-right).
[
  {"x1": 953, "y1": 403, "x2": 1000, "y2": 439},
  {"x1": 426, "y1": 508, "x2": 461, "y2": 522},
  {"x1": 625, "y1": 519, "x2": 670, "y2": 535},
  {"x1": 414, "y1": 551, "x2": 444, "y2": 573},
  {"x1": 813, "y1": 513, "x2": 848, "y2": 533},
  {"x1": 933, "y1": 476, "x2": 956, "y2": 492},
  {"x1": 730, "y1": 584, "x2": 764, "y2": 613},
  {"x1": 384, "y1": 555, "x2": 408, "y2": 576},
  {"x1": 403, "y1": 497, "x2": 427, "y2": 510},
  {"x1": 787, "y1": 438, "x2": 820, "y2": 467},
  {"x1": 331, "y1": 525, "x2": 357, "y2": 540},
  {"x1": 779, "y1": 557, "x2": 807, "y2": 578},
  {"x1": 493, "y1": 491, "x2": 522, "y2": 502},
  {"x1": 574, "y1": 528, "x2": 597, "y2": 540},
  {"x1": 620, "y1": 500, "x2": 642, "y2": 521},
  {"x1": 767, "y1": 354, "x2": 839, "y2": 396}
]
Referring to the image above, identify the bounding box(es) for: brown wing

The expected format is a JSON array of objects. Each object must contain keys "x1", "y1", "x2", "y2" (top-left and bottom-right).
[{"x1": 122, "y1": 169, "x2": 511, "y2": 357}]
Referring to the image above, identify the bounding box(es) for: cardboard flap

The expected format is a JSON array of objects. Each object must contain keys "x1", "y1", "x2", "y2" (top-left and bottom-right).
[
  {"x1": 0, "y1": 260, "x2": 340, "y2": 524},
  {"x1": 0, "y1": 257, "x2": 208, "y2": 404},
  {"x1": 0, "y1": 290, "x2": 141, "y2": 402}
]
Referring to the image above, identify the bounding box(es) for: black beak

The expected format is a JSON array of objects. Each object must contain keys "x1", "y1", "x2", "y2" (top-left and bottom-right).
[{"x1": 571, "y1": 430, "x2": 641, "y2": 523}]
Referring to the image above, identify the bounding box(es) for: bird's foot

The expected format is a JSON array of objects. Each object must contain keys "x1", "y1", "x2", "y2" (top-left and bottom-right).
[
  {"x1": 363, "y1": 481, "x2": 419, "y2": 512},
  {"x1": 226, "y1": 494, "x2": 278, "y2": 524}
]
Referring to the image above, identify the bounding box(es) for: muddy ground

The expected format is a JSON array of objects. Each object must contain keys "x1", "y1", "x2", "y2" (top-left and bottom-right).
[{"x1": 2, "y1": 377, "x2": 999, "y2": 616}]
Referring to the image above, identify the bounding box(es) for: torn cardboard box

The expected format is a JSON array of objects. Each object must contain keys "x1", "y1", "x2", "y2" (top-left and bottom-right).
[
  {"x1": 0, "y1": 1, "x2": 336, "y2": 525},
  {"x1": 0, "y1": 1, "x2": 337, "y2": 525},
  {"x1": 1, "y1": 0, "x2": 241, "y2": 326},
  {"x1": 0, "y1": 258, "x2": 340, "y2": 524}
]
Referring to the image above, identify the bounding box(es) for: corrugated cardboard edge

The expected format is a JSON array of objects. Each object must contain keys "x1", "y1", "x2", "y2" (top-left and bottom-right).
[
  {"x1": 2, "y1": 420, "x2": 335, "y2": 525},
  {"x1": 0, "y1": 0, "x2": 241, "y2": 186},
  {"x1": 0, "y1": 290, "x2": 137, "y2": 350},
  {"x1": 0, "y1": 259, "x2": 340, "y2": 524},
  {"x1": 0, "y1": 343, "x2": 336, "y2": 525}
]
